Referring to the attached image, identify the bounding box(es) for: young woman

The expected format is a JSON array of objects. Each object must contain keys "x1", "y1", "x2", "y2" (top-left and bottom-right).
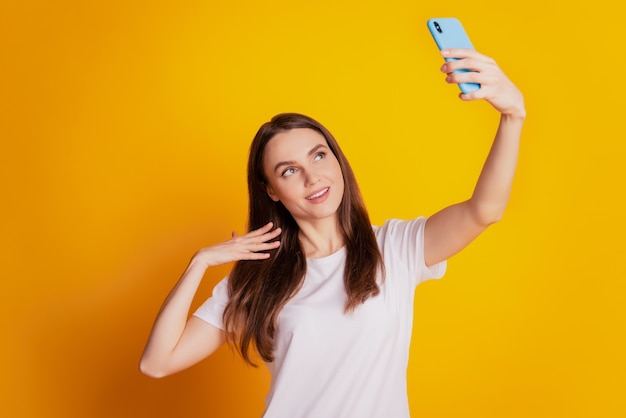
[{"x1": 140, "y1": 48, "x2": 525, "y2": 417}]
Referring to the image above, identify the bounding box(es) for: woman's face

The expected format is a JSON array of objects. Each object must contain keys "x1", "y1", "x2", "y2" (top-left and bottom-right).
[{"x1": 263, "y1": 128, "x2": 344, "y2": 225}]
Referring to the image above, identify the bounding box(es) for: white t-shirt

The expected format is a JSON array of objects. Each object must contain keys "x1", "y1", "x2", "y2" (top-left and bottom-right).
[{"x1": 194, "y1": 217, "x2": 446, "y2": 417}]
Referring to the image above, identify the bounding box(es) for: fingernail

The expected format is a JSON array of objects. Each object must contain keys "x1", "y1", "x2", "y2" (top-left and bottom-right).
[
  {"x1": 441, "y1": 64, "x2": 447, "y2": 72},
  {"x1": 442, "y1": 49, "x2": 450, "y2": 56}
]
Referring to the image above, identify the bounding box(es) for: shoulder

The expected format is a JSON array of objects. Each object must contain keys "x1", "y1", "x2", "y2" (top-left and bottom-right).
[
  {"x1": 374, "y1": 217, "x2": 446, "y2": 284},
  {"x1": 373, "y1": 217, "x2": 428, "y2": 241}
]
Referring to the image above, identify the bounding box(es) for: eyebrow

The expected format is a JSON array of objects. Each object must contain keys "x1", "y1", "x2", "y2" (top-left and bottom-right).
[{"x1": 273, "y1": 143, "x2": 328, "y2": 174}]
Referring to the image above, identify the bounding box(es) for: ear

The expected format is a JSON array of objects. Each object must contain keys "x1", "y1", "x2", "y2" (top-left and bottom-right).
[{"x1": 265, "y1": 183, "x2": 280, "y2": 202}]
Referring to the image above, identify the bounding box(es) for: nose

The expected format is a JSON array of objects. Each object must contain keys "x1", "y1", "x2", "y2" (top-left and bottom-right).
[{"x1": 304, "y1": 168, "x2": 321, "y2": 187}]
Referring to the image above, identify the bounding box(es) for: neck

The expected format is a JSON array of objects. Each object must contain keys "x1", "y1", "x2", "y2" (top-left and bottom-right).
[{"x1": 297, "y1": 217, "x2": 344, "y2": 258}]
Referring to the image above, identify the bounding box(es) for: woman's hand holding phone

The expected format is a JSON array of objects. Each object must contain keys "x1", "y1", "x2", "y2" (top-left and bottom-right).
[
  {"x1": 441, "y1": 48, "x2": 525, "y2": 118},
  {"x1": 427, "y1": 17, "x2": 525, "y2": 118}
]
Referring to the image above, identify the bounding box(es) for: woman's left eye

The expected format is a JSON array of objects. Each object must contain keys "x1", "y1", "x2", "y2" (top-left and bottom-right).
[{"x1": 314, "y1": 152, "x2": 326, "y2": 161}]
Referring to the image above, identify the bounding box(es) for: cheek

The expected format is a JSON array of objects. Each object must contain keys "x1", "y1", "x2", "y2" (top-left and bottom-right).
[
  {"x1": 334, "y1": 163, "x2": 345, "y2": 185},
  {"x1": 334, "y1": 168, "x2": 346, "y2": 196},
  {"x1": 274, "y1": 181, "x2": 298, "y2": 201}
]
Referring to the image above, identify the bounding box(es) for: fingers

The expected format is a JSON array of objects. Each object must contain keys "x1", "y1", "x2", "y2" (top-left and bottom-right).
[
  {"x1": 445, "y1": 70, "x2": 484, "y2": 85},
  {"x1": 441, "y1": 57, "x2": 498, "y2": 75},
  {"x1": 441, "y1": 48, "x2": 492, "y2": 61},
  {"x1": 458, "y1": 90, "x2": 485, "y2": 102},
  {"x1": 196, "y1": 222, "x2": 283, "y2": 267},
  {"x1": 235, "y1": 230, "x2": 282, "y2": 261},
  {"x1": 229, "y1": 222, "x2": 282, "y2": 258},
  {"x1": 241, "y1": 223, "x2": 281, "y2": 242},
  {"x1": 439, "y1": 51, "x2": 524, "y2": 115},
  {"x1": 239, "y1": 242, "x2": 280, "y2": 260},
  {"x1": 248, "y1": 239, "x2": 281, "y2": 255},
  {"x1": 245, "y1": 221, "x2": 276, "y2": 238},
  {"x1": 439, "y1": 50, "x2": 505, "y2": 100}
]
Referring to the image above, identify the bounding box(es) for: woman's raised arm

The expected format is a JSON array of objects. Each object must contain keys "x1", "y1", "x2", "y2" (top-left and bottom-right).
[
  {"x1": 139, "y1": 222, "x2": 281, "y2": 378},
  {"x1": 424, "y1": 49, "x2": 525, "y2": 267}
]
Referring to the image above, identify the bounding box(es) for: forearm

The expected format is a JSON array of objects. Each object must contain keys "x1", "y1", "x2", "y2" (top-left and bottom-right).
[
  {"x1": 469, "y1": 113, "x2": 524, "y2": 224},
  {"x1": 423, "y1": 49, "x2": 525, "y2": 265},
  {"x1": 140, "y1": 258, "x2": 208, "y2": 370},
  {"x1": 139, "y1": 223, "x2": 282, "y2": 376}
]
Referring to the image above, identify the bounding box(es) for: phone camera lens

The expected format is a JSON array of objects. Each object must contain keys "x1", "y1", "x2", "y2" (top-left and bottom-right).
[{"x1": 434, "y1": 21, "x2": 442, "y2": 33}]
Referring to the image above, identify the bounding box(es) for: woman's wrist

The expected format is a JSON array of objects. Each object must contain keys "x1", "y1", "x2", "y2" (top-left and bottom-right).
[
  {"x1": 501, "y1": 108, "x2": 526, "y2": 122},
  {"x1": 189, "y1": 250, "x2": 215, "y2": 271}
]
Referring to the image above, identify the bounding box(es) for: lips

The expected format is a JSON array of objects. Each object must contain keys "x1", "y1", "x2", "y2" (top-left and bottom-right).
[{"x1": 306, "y1": 187, "x2": 329, "y2": 200}]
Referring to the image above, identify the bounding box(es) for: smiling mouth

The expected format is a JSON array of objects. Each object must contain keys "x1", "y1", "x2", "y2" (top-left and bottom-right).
[{"x1": 306, "y1": 187, "x2": 329, "y2": 200}]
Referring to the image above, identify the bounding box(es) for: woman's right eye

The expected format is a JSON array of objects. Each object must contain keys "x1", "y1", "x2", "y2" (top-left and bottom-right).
[{"x1": 281, "y1": 167, "x2": 296, "y2": 177}]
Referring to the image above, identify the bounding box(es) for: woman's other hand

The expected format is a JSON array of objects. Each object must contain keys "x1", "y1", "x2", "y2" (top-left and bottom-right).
[{"x1": 193, "y1": 222, "x2": 281, "y2": 268}]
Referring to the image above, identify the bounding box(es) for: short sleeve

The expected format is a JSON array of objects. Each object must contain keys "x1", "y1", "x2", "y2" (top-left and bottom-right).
[
  {"x1": 375, "y1": 217, "x2": 446, "y2": 287},
  {"x1": 193, "y1": 276, "x2": 229, "y2": 330}
]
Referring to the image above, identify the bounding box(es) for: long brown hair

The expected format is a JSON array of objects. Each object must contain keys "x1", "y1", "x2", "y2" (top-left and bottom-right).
[{"x1": 222, "y1": 113, "x2": 384, "y2": 366}]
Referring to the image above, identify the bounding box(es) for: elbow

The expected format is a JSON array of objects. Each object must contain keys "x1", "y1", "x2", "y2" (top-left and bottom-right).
[
  {"x1": 477, "y1": 211, "x2": 504, "y2": 227},
  {"x1": 139, "y1": 357, "x2": 169, "y2": 379},
  {"x1": 486, "y1": 215, "x2": 503, "y2": 226},
  {"x1": 482, "y1": 210, "x2": 504, "y2": 225},
  {"x1": 470, "y1": 202, "x2": 506, "y2": 227},
  {"x1": 140, "y1": 367, "x2": 166, "y2": 380}
]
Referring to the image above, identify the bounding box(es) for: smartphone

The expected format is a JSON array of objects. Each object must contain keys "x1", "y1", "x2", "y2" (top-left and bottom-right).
[{"x1": 427, "y1": 18, "x2": 480, "y2": 94}]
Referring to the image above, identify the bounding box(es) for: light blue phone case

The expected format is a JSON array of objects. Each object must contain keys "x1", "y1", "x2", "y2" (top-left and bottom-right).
[{"x1": 427, "y1": 18, "x2": 480, "y2": 94}]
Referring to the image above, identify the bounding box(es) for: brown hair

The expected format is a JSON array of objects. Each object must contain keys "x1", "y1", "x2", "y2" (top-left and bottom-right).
[{"x1": 222, "y1": 113, "x2": 384, "y2": 366}]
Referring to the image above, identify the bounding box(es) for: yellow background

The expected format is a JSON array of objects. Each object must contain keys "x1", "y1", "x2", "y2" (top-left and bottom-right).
[{"x1": 2, "y1": 0, "x2": 624, "y2": 417}]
